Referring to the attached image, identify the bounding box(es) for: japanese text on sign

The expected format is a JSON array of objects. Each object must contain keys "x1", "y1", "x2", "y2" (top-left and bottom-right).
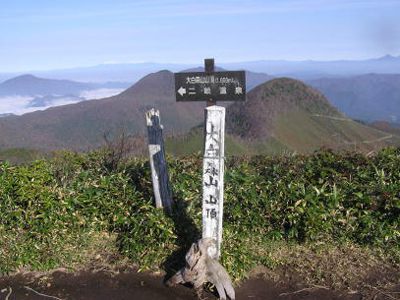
[
  {"x1": 175, "y1": 71, "x2": 246, "y2": 102},
  {"x1": 202, "y1": 106, "x2": 225, "y2": 259}
]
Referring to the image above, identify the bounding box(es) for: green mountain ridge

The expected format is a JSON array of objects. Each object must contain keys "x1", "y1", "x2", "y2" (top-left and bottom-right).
[{"x1": 0, "y1": 72, "x2": 398, "y2": 156}]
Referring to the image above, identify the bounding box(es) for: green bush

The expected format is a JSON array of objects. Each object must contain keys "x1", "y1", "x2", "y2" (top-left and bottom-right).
[{"x1": 0, "y1": 148, "x2": 399, "y2": 279}]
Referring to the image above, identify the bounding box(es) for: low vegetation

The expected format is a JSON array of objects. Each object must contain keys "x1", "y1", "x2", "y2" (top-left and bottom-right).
[
  {"x1": 0, "y1": 148, "x2": 399, "y2": 291},
  {"x1": 0, "y1": 148, "x2": 45, "y2": 165}
]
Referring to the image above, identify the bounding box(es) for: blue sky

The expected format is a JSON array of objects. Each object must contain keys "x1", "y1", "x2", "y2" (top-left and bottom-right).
[{"x1": 1, "y1": 0, "x2": 399, "y2": 72}]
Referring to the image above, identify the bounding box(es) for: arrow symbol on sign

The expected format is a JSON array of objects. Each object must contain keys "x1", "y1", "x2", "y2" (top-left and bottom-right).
[{"x1": 178, "y1": 87, "x2": 186, "y2": 96}]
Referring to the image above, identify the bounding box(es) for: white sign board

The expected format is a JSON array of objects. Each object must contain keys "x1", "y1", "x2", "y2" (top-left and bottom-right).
[{"x1": 202, "y1": 105, "x2": 225, "y2": 259}]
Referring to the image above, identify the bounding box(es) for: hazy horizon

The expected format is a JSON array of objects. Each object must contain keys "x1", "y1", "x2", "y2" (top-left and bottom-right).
[
  {"x1": 2, "y1": 0, "x2": 400, "y2": 73},
  {"x1": 0, "y1": 53, "x2": 399, "y2": 76}
]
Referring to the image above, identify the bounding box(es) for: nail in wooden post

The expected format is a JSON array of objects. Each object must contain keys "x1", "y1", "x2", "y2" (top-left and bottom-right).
[{"x1": 145, "y1": 108, "x2": 173, "y2": 213}]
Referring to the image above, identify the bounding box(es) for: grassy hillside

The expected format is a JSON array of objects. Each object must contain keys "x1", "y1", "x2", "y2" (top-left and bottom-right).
[
  {"x1": 1, "y1": 148, "x2": 399, "y2": 291},
  {"x1": 227, "y1": 78, "x2": 400, "y2": 152},
  {"x1": 273, "y1": 111, "x2": 400, "y2": 153},
  {"x1": 165, "y1": 125, "x2": 278, "y2": 156},
  {"x1": 0, "y1": 148, "x2": 45, "y2": 165},
  {"x1": 165, "y1": 128, "x2": 288, "y2": 156},
  {"x1": 371, "y1": 121, "x2": 400, "y2": 136}
]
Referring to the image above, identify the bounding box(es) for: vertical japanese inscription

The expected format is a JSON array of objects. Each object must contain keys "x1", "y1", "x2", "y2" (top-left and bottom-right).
[{"x1": 202, "y1": 106, "x2": 225, "y2": 259}]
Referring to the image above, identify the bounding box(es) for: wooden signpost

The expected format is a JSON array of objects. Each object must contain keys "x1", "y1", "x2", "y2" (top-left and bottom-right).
[
  {"x1": 202, "y1": 106, "x2": 225, "y2": 258},
  {"x1": 175, "y1": 60, "x2": 246, "y2": 104},
  {"x1": 175, "y1": 59, "x2": 246, "y2": 259}
]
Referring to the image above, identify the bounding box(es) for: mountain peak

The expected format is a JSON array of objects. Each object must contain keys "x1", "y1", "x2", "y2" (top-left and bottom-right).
[
  {"x1": 227, "y1": 77, "x2": 341, "y2": 139},
  {"x1": 17, "y1": 74, "x2": 37, "y2": 79},
  {"x1": 377, "y1": 54, "x2": 398, "y2": 61},
  {"x1": 121, "y1": 70, "x2": 174, "y2": 97},
  {"x1": 0, "y1": 74, "x2": 91, "y2": 97},
  {"x1": 251, "y1": 77, "x2": 339, "y2": 113},
  {"x1": 4, "y1": 74, "x2": 38, "y2": 83}
]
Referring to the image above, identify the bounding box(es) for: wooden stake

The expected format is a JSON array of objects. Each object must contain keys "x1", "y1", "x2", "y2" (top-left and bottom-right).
[{"x1": 146, "y1": 108, "x2": 173, "y2": 213}]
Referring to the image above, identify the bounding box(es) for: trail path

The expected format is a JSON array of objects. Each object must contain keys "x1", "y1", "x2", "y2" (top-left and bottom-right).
[
  {"x1": 1, "y1": 270, "x2": 395, "y2": 300},
  {"x1": 312, "y1": 114, "x2": 394, "y2": 145}
]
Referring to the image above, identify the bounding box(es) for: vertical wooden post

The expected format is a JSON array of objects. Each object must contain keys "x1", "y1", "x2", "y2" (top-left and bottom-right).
[
  {"x1": 205, "y1": 58, "x2": 216, "y2": 107},
  {"x1": 173, "y1": 58, "x2": 245, "y2": 262},
  {"x1": 202, "y1": 105, "x2": 225, "y2": 259},
  {"x1": 146, "y1": 108, "x2": 173, "y2": 213}
]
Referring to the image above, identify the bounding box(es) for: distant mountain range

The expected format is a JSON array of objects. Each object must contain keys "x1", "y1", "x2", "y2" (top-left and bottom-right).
[
  {"x1": 0, "y1": 70, "x2": 398, "y2": 153},
  {"x1": 0, "y1": 74, "x2": 129, "y2": 96},
  {"x1": 1, "y1": 54, "x2": 399, "y2": 83},
  {"x1": 0, "y1": 63, "x2": 194, "y2": 84},
  {"x1": 308, "y1": 74, "x2": 400, "y2": 123},
  {"x1": 1, "y1": 66, "x2": 399, "y2": 130},
  {"x1": 1, "y1": 54, "x2": 399, "y2": 123},
  {"x1": 221, "y1": 55, "x2": 400, "y2": 79},
  {"x1": 0, "y1": 74, "x2": 91, "y2": 96}
]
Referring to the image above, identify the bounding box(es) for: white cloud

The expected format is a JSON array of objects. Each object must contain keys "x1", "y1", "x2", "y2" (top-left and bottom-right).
[
  {"x1": 0, "y1": 95, "x2": 34, "y2": 115},
  {"x1": 0, "y1": 95, "x2": 81, "y2": 115},
  {"x1": 0, "y1": 89, "x2": 124, "y2": 116}
]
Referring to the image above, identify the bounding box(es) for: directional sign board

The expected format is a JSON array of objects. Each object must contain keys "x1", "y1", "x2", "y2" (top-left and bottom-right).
[{"x1": 175, "y1": 71, "x2": 246, "y2": 102}]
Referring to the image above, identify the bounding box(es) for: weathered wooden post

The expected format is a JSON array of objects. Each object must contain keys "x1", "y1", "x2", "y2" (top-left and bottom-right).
[
  {"x1": 145, "y1": 108, "x2": 173, "y2": 213},
  {"x1": 174, "y1": 59, "x2": 246, "y2": 259}
]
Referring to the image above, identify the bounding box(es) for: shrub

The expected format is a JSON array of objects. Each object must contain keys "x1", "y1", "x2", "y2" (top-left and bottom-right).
[{"x1": 0, "y1": 148, "x2": 399, "y2": 280}]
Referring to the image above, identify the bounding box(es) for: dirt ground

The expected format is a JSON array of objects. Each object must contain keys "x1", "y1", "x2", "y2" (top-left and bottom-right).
[{"x1": 0, "y1": 270, "x2": 398, "y2": 300}]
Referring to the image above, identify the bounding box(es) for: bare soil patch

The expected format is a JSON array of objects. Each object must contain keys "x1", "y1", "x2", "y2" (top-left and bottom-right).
[{"x1": 1, "y1": 270, "x2": 398, "y2": 300}]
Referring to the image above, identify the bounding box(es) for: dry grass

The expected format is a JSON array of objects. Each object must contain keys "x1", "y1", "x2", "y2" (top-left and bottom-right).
[{"x1": 249, "y1": 238, "x2": 399, "y2": 293}]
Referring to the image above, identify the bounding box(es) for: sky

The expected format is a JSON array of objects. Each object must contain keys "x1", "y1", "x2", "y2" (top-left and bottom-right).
[{"x1": 1, "y1": 0, "x2": 400, "y2": 72}]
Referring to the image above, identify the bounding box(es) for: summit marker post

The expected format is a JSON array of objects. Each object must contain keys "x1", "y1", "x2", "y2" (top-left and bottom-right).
[{"x1": 174, "y1": 59, "x2": 246, "y2": 259}]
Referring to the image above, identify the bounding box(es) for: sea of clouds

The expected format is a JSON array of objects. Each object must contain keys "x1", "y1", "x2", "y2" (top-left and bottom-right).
[{"x1": 0, "y1": 88, "x2": 124, "y2": 116}]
